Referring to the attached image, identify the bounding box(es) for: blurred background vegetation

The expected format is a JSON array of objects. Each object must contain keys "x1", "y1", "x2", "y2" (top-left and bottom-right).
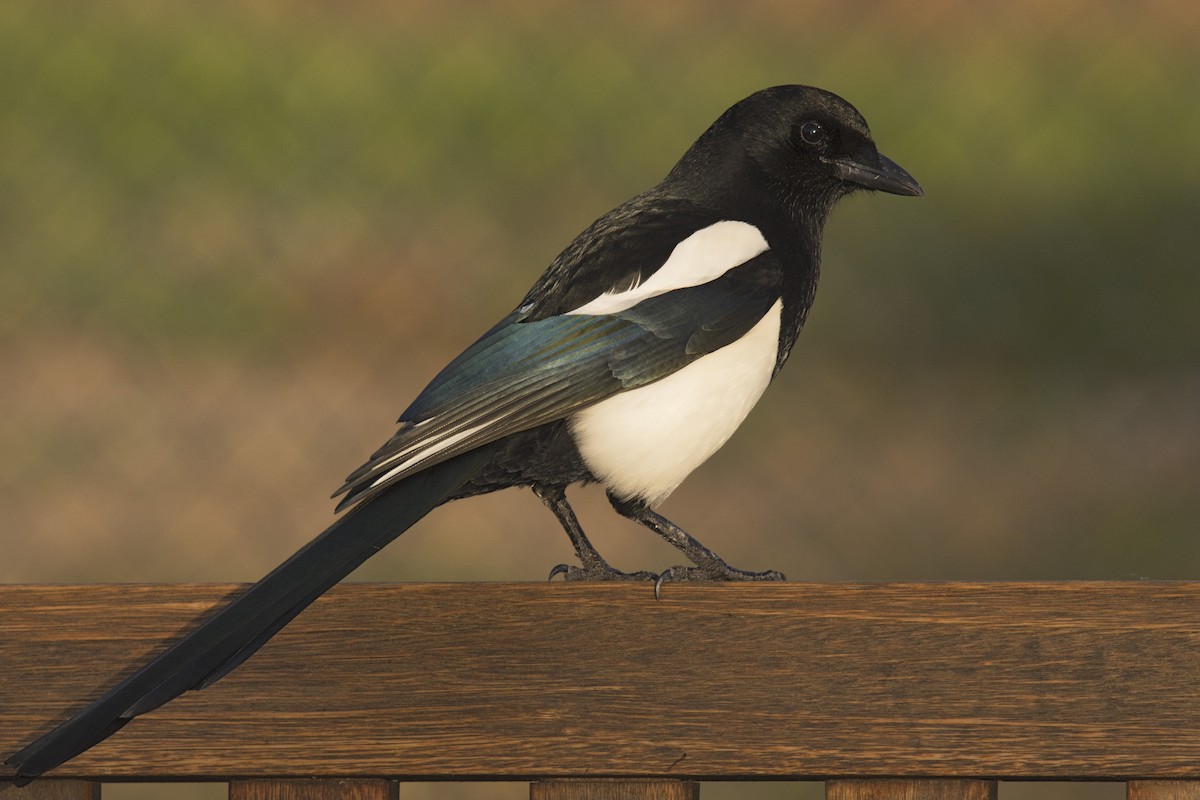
[{"x1": 2, "y1": 1, "x2": 1197, "y2": 799}]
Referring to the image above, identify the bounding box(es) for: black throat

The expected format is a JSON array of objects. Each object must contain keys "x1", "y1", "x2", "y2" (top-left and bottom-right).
[{"x1": 761, "y1": 211, "x2": 824, "y2": 376}]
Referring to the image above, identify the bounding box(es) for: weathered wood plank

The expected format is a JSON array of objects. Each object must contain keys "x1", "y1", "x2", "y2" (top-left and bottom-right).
[
  {"x1": 0, "y1": 781, "x2": 99, "y2": 799},
  {"x1": 530, "y1": 779, "x2": 699, "y2": 799},
  {"x1": 1128, "y1": 781, "x2": 1200, "y2": 800},
  {"x1": 228, "y1": 779, "x2": 399, "y2": 799},
  {"x1": 827, "y1": 779, "x2": 997, "y2": 799},
  {"x1": 2, "y1": 582, "x2": 1199, "y2": 781}
]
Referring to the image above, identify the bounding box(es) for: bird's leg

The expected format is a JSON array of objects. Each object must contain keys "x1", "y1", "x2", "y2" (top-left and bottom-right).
[
  {"x1": 608, "y1": 491, "x2": 786, "y2": 592},
  {"x1": 534, "y1": 486, "x2": 658, "y2": 582}
]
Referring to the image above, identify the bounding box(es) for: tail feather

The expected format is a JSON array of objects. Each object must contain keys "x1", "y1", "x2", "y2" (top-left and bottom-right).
[{"x1": 5, "y1": 445, "x2": 495, "y2": 783}]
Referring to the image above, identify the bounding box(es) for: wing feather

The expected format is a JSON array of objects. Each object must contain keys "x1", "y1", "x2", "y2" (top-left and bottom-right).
[{"x1": 334, "y1": 253, "x2": 783, "y2": 509}]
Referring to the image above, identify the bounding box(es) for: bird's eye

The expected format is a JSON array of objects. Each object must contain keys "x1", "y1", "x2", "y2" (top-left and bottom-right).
[{"x1": 799, "y1": 120, "x2": 828, "y2": 146}]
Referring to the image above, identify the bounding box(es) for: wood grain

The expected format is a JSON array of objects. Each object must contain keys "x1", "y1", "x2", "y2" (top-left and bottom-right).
[
  {"x1": 530, "y1": 779, "x2": 699, "y2": 799},
  {"x1": 228, "y1": 779, "x2": 399, "y2": 799},
  {"x1": 827, "y1": 779, "x2": 997, "y2": 799},
  {"x1": 2, "y1": 582, "x2": 1200, "y2": 781},
  {"x1": 1128, "y1": 781, "x2": 1200, "y2": 800},
  {"x1": 0, "y1": 781, "x2": 99, "y2": 799}
]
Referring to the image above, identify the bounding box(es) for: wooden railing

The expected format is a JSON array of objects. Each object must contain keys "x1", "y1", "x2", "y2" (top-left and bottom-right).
[{"x1": 2, "y1": 583, "x2": 1199, "y2": 798}]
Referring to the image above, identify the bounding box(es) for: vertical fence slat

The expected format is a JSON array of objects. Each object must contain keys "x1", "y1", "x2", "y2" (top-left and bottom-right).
[
  {"x1": 0, "y1": 782, "x2": 100, "y2": 800},
  {"x1": 228, "y1": 779, "x2": 399, "y2": 800},
  {"x1": 1129, "y1": 782, "x2": 1200, "y2": 800},
  {"x1": 826, "y1": 779, "x2": 997, "y2": 800},
  {"x1": 531, "y1": 779, "x2": 700, "y2": 800}
]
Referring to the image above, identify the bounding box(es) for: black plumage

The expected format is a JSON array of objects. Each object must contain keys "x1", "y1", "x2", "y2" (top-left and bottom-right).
[
  {"x1": 335, "y1": 256, "x2": 782, "y2": 509},
  {"x1": 6, "y1": 84, "x2": 921, "y2": 783}
]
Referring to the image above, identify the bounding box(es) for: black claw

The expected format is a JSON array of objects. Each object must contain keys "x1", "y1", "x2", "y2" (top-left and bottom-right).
[
  {"x1": 653, "y1": 565, "x2": 699, "y2": 599},
  {"x1": 653, "y1": 563, "x2": 786, "y2": 597},
  {"x1": 545, "y1": 561, "x2": 658, "y2": 583}
]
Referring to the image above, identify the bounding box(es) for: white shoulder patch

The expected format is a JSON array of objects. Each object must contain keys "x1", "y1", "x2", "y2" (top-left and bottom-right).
[{"x1": 566, "y1": 220, "x2": 769, "y2": 316}]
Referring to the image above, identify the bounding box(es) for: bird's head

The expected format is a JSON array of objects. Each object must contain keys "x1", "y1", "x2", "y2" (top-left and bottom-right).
[{"x1": 670, "y1": 85, "x2": 922, "y2": 226}]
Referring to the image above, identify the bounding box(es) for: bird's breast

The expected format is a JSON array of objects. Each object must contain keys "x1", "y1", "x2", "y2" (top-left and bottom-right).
[{"x1": 569, "y1": 299, "x2": 782, "y2": 506}]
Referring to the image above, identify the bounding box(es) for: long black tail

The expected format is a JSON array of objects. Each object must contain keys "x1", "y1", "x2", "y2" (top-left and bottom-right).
[{"x1": 5, "y1": 445, "x2": 497, "y2": 783}]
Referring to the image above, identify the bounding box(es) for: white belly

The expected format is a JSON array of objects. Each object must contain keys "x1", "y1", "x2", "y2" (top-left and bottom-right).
[{"x1": 569, "y1": 300, "x2": 782, "y2": 505}]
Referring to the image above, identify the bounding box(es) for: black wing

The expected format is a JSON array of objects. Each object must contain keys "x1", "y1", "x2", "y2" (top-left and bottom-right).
[{"x1": 334, "y1": 253, "x2": 782, "y2": 509}]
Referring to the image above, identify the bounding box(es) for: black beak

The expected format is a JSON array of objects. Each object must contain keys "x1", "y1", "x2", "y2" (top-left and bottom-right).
[{"x1": 835, "y1": 151, "x2": 923, "y2": 197}]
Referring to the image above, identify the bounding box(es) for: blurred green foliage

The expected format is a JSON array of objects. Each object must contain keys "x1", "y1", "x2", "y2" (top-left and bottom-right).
[
  {"x1": 4, "y1": 1, "x2": 1199, "y2": 582},
  {"x1": 3, "y1": 1, "x2": 1197, "y2": 370},
  {"x1": 4, "y1": 0, "x2": 1199, "y2": 584}
]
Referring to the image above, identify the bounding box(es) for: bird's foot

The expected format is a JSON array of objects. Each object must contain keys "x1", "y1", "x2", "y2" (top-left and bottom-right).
[
  {"x1": 653, "y1": 563, "x2": 786, "y2": 599},
  {"x1": 547, "y1": 561, "x2": 659, "y2": 582}
]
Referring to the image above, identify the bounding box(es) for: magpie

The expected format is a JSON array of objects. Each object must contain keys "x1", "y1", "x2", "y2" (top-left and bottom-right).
[{"x1": 6, "y1": 84, "x2": 921, "y2": 783}]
